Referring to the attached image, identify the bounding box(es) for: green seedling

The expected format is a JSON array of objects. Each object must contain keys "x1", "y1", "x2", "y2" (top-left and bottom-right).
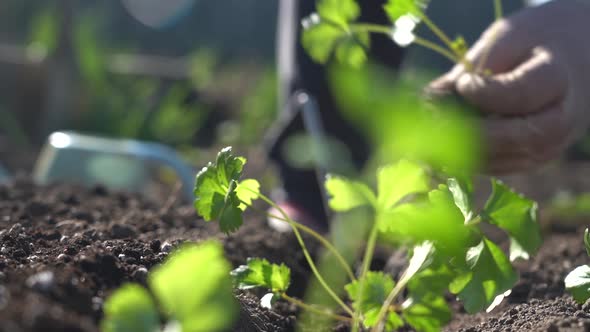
[
  {"x1": 193, "y1": 147, "x2": 541, "y2": 331},
  {"x1": 301, "y1": 0, "x2": 504, "y2": 74},
  {"x1": 564, "y1": 229, "x2": 590, "y2": 304},
  {"x1": 101, "y1": 241, "x2": 237, "y2": 332}
]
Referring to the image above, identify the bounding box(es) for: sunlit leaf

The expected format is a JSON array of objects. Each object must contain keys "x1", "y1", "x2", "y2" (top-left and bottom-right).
[
  {"x1": 231, "y1": 258, "x2": 291, "y2": 293},
  {"x1": 451, "y1": 238, "x2": 518, "y2": 314},
  {"x1": 316, "y1": 0, "x2": 360, "y2": 28},
  {"x1": 447, "y1": 178, "x2": 473, "y2": 223},
  {"x1": 193, "y1": 147, "x2": 246, "y2": 233},
  {"x1": 149, "y1": 241, "x2": 237, "y2": 332},
  {"x1": 236, "y1": 179, "x2": 260, "y2": 210},
  {"x1": 325, "y1": 175, "x2": 375, "y2": 212},
  {"x1": 402, "y1": 293, "x2": 451, "y2": 332},
  {"x1": 377, "y1": 160, "x2": 429, "y2": 210},
  {"x1": 565, "y1": 265, "x2": 590, "y2": 304},
  {"x1": 345, "y1": 272, "x2": 402, "y2": 329},
  {"x1": 384, "y1": 0, "x2": 428, "y2": 22},
  {"x1": 379, "y1": 186, "x2": 478, "y2": 256},
  {"x1": 483, "y1": 179, "x2": 542, "y2": 261},
  {"x1": 101, "y1": 284, "x2": 160, "y2": 332}
]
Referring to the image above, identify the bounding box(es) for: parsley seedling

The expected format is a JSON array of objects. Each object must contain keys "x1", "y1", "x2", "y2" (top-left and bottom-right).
[
  {"x1": 193, "y1": 148, "x2": 541, "y2": 331},
  {"x1": 302, "y1": 0, "x2": 504, "y2": 74},
  {"x1": 565, "y1": 229, "x2": 590, "y2": 304},
  {"x1": 101, "y1": 241, "x2": 237, "y2": 332}
]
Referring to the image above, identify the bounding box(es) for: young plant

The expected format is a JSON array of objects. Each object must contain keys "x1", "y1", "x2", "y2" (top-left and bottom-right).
[
  {"x1": 301, "y1": 0, "x2": 504, "y2": 74},
  {"x1": 564, "y1": 229, "x2": 590, "y2": 304},
  {"x1": 100, "y1": 241, "x2": 237, "y2": 332},
  {"x1": 193, "y1": 147, "x2": 542, "y2": 331}
]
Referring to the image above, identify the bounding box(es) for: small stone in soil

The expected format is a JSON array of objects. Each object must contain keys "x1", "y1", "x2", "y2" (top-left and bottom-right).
[
  {"x1": 160, "y1": 242, "x2": 173, "y2": 253},
  {"x1": 26, "y1": 271, "x2": 55, "y2": 293}
]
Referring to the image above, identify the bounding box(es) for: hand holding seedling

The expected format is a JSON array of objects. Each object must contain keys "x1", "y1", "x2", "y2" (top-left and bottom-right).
[{"x1": 429, "y1": 0, "x2": 590, "y2": 173}]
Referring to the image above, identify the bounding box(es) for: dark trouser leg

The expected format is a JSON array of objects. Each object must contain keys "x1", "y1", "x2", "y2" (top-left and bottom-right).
[{"x1": 268, "y1": 0, "x2": 405, "y2": 223}]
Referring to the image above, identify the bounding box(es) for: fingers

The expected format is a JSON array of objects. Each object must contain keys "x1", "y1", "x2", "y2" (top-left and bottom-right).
[
  {"x1": 483, "y1": 102, "x2": 571, "y2": 174},
  {"x1": 456, "y1": 48, "x2": 568, "y2": 115}
]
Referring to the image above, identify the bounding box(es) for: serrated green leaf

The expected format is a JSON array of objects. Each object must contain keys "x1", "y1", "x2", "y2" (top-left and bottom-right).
[
  {"x1": 452, "y1": 238, "x2": 518, "y2": 314},
  {"x1": 378, "y1": 186, "x2": 477, "y2": 256},
  {"x1": 149, "y1": 241, "x2": 237, "y2": 332},
  {"x1": 335, "y1": 33, "x2": 369, "y2": 68},
  {"x1": 384, "y1": 0, "x2": 428, "y2": 22},
  {"x1": 236, "y1": 179, "x2": 260, "y2": 210},
  {"x1": 345, "y1": 272, "x2": 399, "y2": 329},
  {"x1": 194, "y1": 147, "x2": 246, "y2": 233},
  {"x1": 101, "y1": 284, "x2": 160, "y2": 332},
  {"x1": 402, "y1": 293, "x2": 451, "y2": 332},
  {"x1": 447, "y1": 178, "x2": 473, "y2": 223},
  {"x1": 483, "y1": 179, "x2": 542, "y2": 261},
  {"x1": 301, "y1": 19, "x2": 370, "y2": 67},
  {"x1": 377, "y1": 160, "x2": 430, "y2": 210},
  {"x1": 325, "y1": 175, "x2": 375, "y2": 212},
  {"x1": 316, "y1": 0, "x2": 360, "y2": 28},
  {"x1": 565, "y1": 265, "x2": 590, "y2": 304},
  {"x1": 231, "y1": 258, "x2": 291, "y2": 293},
  {"x1": 363, "y1": 308, "x2": 404, "y2": 331}
]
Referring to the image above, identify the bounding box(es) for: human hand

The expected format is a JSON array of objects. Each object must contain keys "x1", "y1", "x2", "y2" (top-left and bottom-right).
[{"x1": 427, "y1": 0, "x2": 590, "y2": 174}]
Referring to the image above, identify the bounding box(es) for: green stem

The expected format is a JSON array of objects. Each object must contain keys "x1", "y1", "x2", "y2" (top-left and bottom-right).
[
  {"x1": 350, "y1": 23, "x2": 460, "y2": 65},
  {"x1": 371, "y1": 265, "x2": 415, "y2": 332},
  {"x1": 352, "y1": 219, "x2": 381, "y2": 332},
  {"x1": 494, "y1": 0, "x2": 503, "y2": 21},
  {"x1": 281, "y1": 294, "x2": 353, "y2": 323},
  {"x1": 476, "y1": 0, "x2": 503, "y2": 74},
  {"x1": 418, "y1": 15, "x2": 474, "y2": 72},
  {"x1": 255, "y1": 192, "x2": 354, "y2": 317},
  {"x1": 240, "y1": 198, "x2": 356, "y2": 282}
]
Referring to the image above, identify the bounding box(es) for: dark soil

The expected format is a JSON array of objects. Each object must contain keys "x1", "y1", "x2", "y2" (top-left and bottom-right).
[{"x1": 1, "y1": 177, "x2": 590, "y2": 332}]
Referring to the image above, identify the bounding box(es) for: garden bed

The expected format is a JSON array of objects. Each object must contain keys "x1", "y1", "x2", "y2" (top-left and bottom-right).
[{"x1": 0, "y1": 178, "x2": 589, "y2": 332}]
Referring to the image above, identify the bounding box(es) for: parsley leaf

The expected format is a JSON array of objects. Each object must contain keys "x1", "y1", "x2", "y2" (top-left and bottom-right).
[
  {"x1": 384, "y1": 0, "x2": 428, "y2": 22},
  {"x1": 149, "y1": 241, "x2": 237, "y2": 332},
  {"x1": 377, "y1": 160, "x2": 430, "y2": 210},
  {"x1": 301, "y1": 0, "x2": 369, "y2": 67},
  {"x1": 325, "y1": 175, "x2": 375, "y2": 212},
  {"x1": 345, "y1": 272, "x2": 403, "y2": 329},
  {"x1": 565, "y1": 264, "x2": 590, "y2": 304},
  {"x1": 403, "y1": 293, "x2": 451, "y2": 332},
  {"x1": 447, "y1": 178, "x2": 473, "y2": 223},
  {"x1": 483, "y1": 179, "x2": 542, "y2": 261},
  {"x1": 316, "y1": 0, "x2": 361, "y2": 28},
  {"x1": 450, "y1": 238, "x2": 518, "y2": 314},
  {"x1": 101, "y1": 284, "x2": 160, "y2": 332},
  {"x1": 231, "y1": 258, "x2": 291, "y2": 294},
  {"x1": 379, "y1": 186, "x2": 478, "y2": 256},
  {"x1": 194, "y1": 147, "x2": 246, "y2": 233},
  {"x1": 236, "y1": 179, "x2": 260, "y2": 210}
]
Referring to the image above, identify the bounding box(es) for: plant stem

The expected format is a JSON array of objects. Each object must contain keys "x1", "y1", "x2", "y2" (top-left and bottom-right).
[
  {"x1": 350, "y1": 23, "x2": 460, "y2": 65},
  {"x1": 351, "y1": 219, "x2": 381, "y2": 332},
  {"x1": 476, "y1": 0, "x2": 504, "y2": 74},
  {"x1": 281, "y1": 294, "x2": 353, "y2": 323},
  {"x1": 255, "y1": 192, "x2": 354, "y2": 316},
  {"x1": 241, "y1": 199, "x2": 356, "y2": 282},
  {"x1": 418, "y1": 15, "x2": 474, "y2": 72},
  {"x1": 494, "y1": 0, "x2": 503, "y2": 21}
]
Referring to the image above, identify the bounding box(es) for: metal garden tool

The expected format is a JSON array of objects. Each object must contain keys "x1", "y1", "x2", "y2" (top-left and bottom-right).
[{"x1": 33, "y1": 131, "x2": 195, "y2": 201}]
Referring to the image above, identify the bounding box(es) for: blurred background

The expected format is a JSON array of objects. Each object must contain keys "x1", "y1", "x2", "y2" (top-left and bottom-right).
[{"x1": 2, "y1": 0, "x2": 588, "y2": 224}]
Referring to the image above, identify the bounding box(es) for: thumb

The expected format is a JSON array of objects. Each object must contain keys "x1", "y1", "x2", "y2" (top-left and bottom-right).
[{"x1": 456, "y1": 47, "x2": 568, "y2": 115}]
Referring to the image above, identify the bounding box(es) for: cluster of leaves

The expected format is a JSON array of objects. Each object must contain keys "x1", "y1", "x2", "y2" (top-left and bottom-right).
[
  {"x1": 301, "y1": 0, "x2": 470, "y2": 69},
  {"x1": 565, "y1": 229, "x2": 590, "y2": 303},
  {"x1": 101, "y1": 241, "x2": 237, "y2": 332},
  {"x1": 193, "y1": 148, "x2": 542, "y2": 331}
]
